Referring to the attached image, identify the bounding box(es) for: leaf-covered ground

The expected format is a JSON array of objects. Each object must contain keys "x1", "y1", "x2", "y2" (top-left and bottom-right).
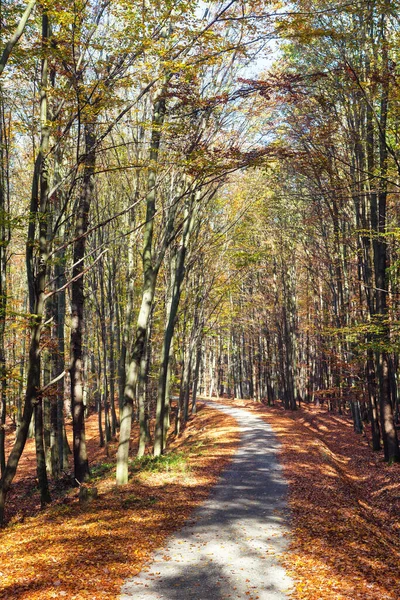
[
  {"x1": 223, "y1": 398, "x2": 400, "y2": 600},
  {"x1": 0, "y1": 404, "x2": 239, "y2": 599},
  {"x1": 3, "y1": 398, "x2": 399, "y2": 600}
]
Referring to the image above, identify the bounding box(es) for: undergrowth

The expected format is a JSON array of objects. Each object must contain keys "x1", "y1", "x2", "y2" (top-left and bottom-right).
[{"x1": 130, "y1": 451, "x2": 190, "y2": 474}]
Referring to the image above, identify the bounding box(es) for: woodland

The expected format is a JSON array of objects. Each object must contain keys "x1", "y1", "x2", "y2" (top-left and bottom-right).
[{"x1": 0, "y1": 0, "x2": 400, "y2": 598}]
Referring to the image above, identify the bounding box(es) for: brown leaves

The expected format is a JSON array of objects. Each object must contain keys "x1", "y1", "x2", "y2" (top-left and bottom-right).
[
  {"x1": 224, "y1": 398, "x2": 400, "y2": 600},
  {"x1": 0, "y1": 404, "x2": 239, "y2": 599}
]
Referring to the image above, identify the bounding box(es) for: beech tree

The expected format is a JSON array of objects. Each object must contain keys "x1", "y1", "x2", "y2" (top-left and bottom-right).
[{"x1": 1, "y1": 0, "x2": 399, "y2": 528}]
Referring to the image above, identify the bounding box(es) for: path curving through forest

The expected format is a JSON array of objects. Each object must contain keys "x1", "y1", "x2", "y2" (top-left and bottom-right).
[{"x1": 120, "y1": 401, "x2": 294, "y2": 600}]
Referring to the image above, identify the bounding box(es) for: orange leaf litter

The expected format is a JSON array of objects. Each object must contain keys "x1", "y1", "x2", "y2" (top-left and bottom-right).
[
  {"x1": 0, "y1": 403, "x2": 239, "y2": 600},
  {"x1": 222, "y1": 398, "x2": 400, "y2": 600}
]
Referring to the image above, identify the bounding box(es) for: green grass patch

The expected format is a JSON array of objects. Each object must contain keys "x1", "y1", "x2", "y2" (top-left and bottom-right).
[
  {"x1": 130, "y1": 451, "x2": 190, "y2": 474},
  {"x1": 89, "y1": 462, "x2": 115, "y2": 481},
  {"x1": 187, "y1": 440, "x2": 206, "y2": 456}
]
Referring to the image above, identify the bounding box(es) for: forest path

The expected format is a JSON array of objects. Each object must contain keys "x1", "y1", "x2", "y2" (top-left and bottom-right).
[{"x1": 120, "y1": 400, "x2": 293, "y2": 600}]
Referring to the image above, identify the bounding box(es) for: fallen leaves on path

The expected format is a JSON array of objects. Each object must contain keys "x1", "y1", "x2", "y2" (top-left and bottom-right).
[
  {"x1": 222, "y1": 398, "x2": 400, "y2": 600},
  {"x1": 0, "y1": 404, "x2": 239, "y2": 599}
]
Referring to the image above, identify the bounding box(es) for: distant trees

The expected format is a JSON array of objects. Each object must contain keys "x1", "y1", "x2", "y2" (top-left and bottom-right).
[{"x1": 203, "y1": 0, "x2": 400, "y2": 463}]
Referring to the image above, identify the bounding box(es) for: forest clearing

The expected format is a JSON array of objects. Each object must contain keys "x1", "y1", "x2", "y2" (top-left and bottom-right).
[{"x1": 1, "y1": 0, "x2": 400, "y2": 598}]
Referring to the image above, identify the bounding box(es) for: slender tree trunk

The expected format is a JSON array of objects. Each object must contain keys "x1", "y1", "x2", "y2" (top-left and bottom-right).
[
  {"x1": 183, "y1": 349, "x2": 192, "y2": 423},
  {"x1": 95, "y1": 335, "x2": 104, "y2": 448},
  {"x1": 116, "y1": 91, "x2": 166, "y2": 483},
  {"x1": 119, "y1": 241, "x2": 135, "y2": 413},
  {"x1": 0, "y1": 12, "x2": 51, "y2": 522},
  {"x1": 0, "y1": 91, "x2": 9, "y2": 478},
  {"x1": 117, "y1": 268, "x2": 157, "y2": 479},
  {"x1": 191, "y1": 341, "x2": 202, "y2": 415},
  {"x1": 33, "y1": 11, "x2": 51, "y2": 506},
  {"x1": 163, "y1": 339, "x2": 174, "y2": 445},
  {"x1": 367, "y1": 351, "x2": 381, "y2": 450},
  {"x1": 107, "y1": 267, "x2": 117, "y2": 436},
  {"x1": 55, "y1": 230, "x2": 67, "y2": 469},
  {"x1": 137, "y1": 312, "x2": 152, "y2": 458},
  {"x1": 70, "y1": 122, "x2": 96, "y2": 483},
  {"x1": 35, "y1": 396, "x2": 51, "y2": 505},
  {"x1": 373, "y1": 19, "x2": 400, "y2": 462},
  {"x1": 154, "y1": 196, "x2": 195, "y2": 455},
  {"x1": 99, "y1": 263, "x2": 111, "y2": 444}
]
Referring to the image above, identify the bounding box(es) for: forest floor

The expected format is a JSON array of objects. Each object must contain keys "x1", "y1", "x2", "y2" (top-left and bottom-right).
[
  {"x1": 0, "y1": 403, "x2": 239, "y2": 599},
  {"x1": 221, "y1": 398, "x2": 400, "y2": 600},
  {"x1": 2, "y1": 399, "x2": 399, "y2": 600}
]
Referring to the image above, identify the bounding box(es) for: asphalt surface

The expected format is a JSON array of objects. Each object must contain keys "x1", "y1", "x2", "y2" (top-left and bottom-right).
[{"x1": 120, "y1": 401, "x2": 293, "y2": 600}]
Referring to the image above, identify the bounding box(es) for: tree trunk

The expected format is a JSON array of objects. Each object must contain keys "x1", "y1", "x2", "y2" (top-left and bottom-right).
[
  {"x1": 137, "y1": 313, "x2": 152, "y2": 458},
  {"x1": 154, "y1": 195, "x2": 195, "y2": 455},
  {"x1": 0, "y1": 12, "x2": 51, "y2": 520},
  {"x1": 191, "y1": 337, "x2": 202, "y2": 415},
  {"x1": 116, "y1": 91, "x2": 166, "y2": 484},
  {"x1": 70, "y1": 122, "x2": 96, "y2": 483},
  {"x1": 373, "y1": 19, "x2": 400, "y2": 462},
  {"x1": 0, "y1": 90, "x2": 8, "y2": 478}
]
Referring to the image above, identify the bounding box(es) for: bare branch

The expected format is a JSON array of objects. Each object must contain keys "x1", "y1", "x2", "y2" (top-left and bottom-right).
[
  {"x1": 40, "y1": 370, "x2": 66, "y2": 394},
  {"x1": 45, "y1": 249, "x2": 108, "y2": 300}
]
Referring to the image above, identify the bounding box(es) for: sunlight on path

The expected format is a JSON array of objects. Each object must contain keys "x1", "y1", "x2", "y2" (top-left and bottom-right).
[{"x1": 120, "y1": 401, "x2": 293, "y2": 599}]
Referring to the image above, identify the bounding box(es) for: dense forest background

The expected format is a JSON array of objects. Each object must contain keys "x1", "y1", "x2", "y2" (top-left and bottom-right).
[{"x1": 0, "y1": 0, "x2": 399, "y2": 524}]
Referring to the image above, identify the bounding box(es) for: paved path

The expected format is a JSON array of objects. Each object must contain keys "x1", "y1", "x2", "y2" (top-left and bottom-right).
[{"x1": 120, "y1": 401, "x2": 293, "y2": 600}]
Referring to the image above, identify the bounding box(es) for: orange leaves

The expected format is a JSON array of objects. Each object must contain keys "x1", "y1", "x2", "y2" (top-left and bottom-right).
[
  {"x1": 224, "y1": 398, "x2": 400, "y2": 600},
  {"x1": 0, "y1": 404, "x2": 240, "y2": 600}
]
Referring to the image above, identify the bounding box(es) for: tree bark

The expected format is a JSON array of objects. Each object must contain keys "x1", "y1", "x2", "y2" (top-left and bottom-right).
[
  {"x1": 70, "y1": 123, "x2": 96, "y2": 483},
  {"x1": 116, "y1": 91, "x2": 167, "y2": 483}
]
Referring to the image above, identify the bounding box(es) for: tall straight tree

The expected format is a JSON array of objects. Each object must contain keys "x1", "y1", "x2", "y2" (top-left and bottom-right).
[
  {"x1": 117, "y1": 85, "x2": 168, "y2": 484},
  {"x1": 70, "y1": 122, "x2": 95, "y2": 483},
  {"x1": 0, "y1": 8, "x2": 52, "y2": 522}
]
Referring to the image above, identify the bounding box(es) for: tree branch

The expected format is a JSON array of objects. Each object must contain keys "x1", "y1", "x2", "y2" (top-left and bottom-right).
[{"x1": 0, "y1": 0, "x2": 36, "y2": 77}]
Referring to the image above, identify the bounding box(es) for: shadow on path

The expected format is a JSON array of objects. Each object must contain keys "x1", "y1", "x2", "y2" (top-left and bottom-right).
[{"x1": 121, "y1": 401, "x2": 294, "y2": 600}]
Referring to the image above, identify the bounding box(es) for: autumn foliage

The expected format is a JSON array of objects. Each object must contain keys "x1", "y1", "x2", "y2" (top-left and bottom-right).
[
  {"x1": 0, "y1": 404, "x2": 239, "y2": 599},
  {"x1": 223, "y1": 398, "x2": 400, "y2": 600}
]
